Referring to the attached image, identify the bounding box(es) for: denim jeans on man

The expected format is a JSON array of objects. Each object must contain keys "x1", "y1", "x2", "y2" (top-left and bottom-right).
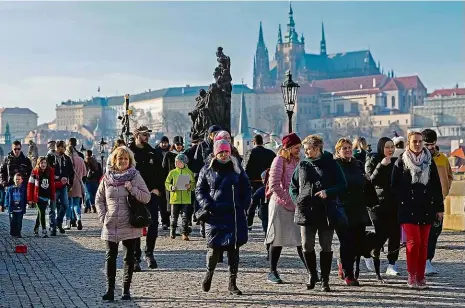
[
  {"x1": 49, "y1": 187, "x2": 69, "y2": 230},
  {"x1": 85, "y1": 181, "x2": 98, "y2": 210},
  {"x1": 134, "y1": 193, "x2": 159, "y2": 261},
  {"x1": 67, "y1": 197, "x2": 82, "y2": 221}
]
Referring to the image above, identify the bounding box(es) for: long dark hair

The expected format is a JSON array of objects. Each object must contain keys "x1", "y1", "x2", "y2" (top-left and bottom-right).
[
  {"x1": 35, "y1": 157, "x2": 50, "y2": 174},
  {"x1": 376, "y1": 137, "x2": 393, "y2": 159}
]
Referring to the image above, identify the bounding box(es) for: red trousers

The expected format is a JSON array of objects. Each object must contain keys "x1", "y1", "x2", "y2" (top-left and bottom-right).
[{"x1": 402, "y1": 224, "x2": 431, "y2": 280}]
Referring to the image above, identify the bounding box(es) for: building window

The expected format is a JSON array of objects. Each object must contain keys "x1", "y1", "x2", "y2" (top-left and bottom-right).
[
  {"x1": 406, "y1": 119, "x2": 409, "y2": 124},
  {"x1": 391, "y1": 96, "x2": 396, "y2": 108},
  {"x1": 363, "y1": 99, "x2": 367, "y2": 106},
  {"x1": 336, "y1": 104, "x2": 344, "y2": 115},
  {"x1": 351, "y1": 103, "x2": 358, "y2": 113}
]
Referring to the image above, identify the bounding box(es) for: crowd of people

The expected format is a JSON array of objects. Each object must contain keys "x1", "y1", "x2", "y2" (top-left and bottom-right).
[{"x1": 1, "y1": 125, "x2": 452, "y2": 301}]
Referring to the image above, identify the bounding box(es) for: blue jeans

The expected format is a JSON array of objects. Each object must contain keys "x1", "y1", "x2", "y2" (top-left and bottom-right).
[
  {"x1": 85, "y1": 182, "x2": 98, "y2": 210},
  {"x1": 50, "y1": 187, "x2": 69, "y2": 229},
  {"x1": 67, "y1": 197, "x2": 82, "y2": 221},
  {"x1": 9, "y1": 212, "x2": 23, "y2": 236}
]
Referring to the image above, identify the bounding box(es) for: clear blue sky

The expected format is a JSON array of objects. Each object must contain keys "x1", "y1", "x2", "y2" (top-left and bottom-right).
[{"x1": 0, "y1": 1, "x2": 464, "y2": 123}]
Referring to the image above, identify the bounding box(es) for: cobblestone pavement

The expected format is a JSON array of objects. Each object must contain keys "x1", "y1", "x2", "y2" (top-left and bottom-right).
[{"x1": 0, "y1": 209, "x2": 464, "y2": 308}]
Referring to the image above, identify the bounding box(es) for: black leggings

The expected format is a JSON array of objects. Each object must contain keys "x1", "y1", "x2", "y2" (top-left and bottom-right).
[
  {"x1": 34, "y1": 199, "x2": 49, "y2": 230},
  {"x1": 372, "y1": 218, "x2": 400, "y2": 264},
  {"x1": 105, "y1": 239, "x2": 136, "y2": 287},
  {"x1": 269, "y1": 245, "x2": 306, "y2": 272}
]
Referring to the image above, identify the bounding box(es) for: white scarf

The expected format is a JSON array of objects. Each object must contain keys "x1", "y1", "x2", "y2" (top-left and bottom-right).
[{"x1": 402, "y1": 148, "x2": 431, "y2": 185}]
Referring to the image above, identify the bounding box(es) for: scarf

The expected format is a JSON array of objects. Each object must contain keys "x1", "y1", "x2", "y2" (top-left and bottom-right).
[
  {"x1": 402, "y1": 148, "x2": 431, "y2": 185},
  {"x1": 105, "y1": 167, "x2": 138, "y2": 187}
]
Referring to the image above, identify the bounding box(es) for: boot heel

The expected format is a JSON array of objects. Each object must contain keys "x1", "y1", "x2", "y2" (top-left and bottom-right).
[
  {"x1": 102, "y1": 289, "x2": 114, "y2": 301},
  {"x1": 202, "y1": 270, "x2": 214, "y2": 292},
  {"x1": 121, "y1": 283, "x2": 131, "y2": 300}
]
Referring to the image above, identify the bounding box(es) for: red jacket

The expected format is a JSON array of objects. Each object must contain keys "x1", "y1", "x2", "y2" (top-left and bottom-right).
[{"x1": 27, "y1": 167, "x2": 57, "y2": 203}]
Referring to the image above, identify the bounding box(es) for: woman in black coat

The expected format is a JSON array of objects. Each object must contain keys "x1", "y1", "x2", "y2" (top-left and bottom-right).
[
  {"x1": 391, "y1": 131, "x2": 443, "y2": 289},
  {"x1": 365, "y1": 137, "x2": 400, "y2": 279},
  {"x1": 334, "y1": 138, "x2": 371, "y2": 286}
]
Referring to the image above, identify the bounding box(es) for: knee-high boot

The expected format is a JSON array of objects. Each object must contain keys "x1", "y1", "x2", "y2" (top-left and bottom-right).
[
  {"x1": 103, "y1": 253, "x2": 116, "y2": 301},
  {"x1": 320, "y1": 251, "x2": 333, "y2": 292},
  {"x1": 228, "y1": 248, "x2": 242, "y2": 295},
  {"x1": 303, "y1": 250, "x2": 319, "y2": 290}
]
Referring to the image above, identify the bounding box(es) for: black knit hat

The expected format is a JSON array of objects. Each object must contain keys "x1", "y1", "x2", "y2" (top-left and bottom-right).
[
  {"x1": 422, "y1": 129, "x2": 437, "y2": 144},
  {"x1": 160, "y1": 136, "x2": 169, "y2": 143},
  {"x1": 173, "y1": 136, "x2": 183, "y2": 145}
]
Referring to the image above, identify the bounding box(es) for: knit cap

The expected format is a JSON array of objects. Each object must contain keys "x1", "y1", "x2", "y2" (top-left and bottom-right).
[
  {"x1": 214, "y1": 130, "x2": 231, "y2": 142},
  {"x1": 175, "y1": 153, "x2": 188, "y2": 165},
  {"x1": 214, "y1": 139, "x2": 231, "y2": 156}
]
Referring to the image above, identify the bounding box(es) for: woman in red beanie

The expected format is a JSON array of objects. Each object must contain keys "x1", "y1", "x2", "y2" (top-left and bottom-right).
[{"x1": 265, "y1": 133, "x2": 307, "y2": 284}]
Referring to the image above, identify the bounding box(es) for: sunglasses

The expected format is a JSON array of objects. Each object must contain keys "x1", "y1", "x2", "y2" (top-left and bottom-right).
[{"x1": 13, "y1": 148, "x2": 21, "y2": 151}]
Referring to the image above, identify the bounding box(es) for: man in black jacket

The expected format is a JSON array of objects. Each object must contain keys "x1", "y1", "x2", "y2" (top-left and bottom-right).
[
  {"x1": 242, "y1": 135, "x2": 276, "y2": 227},
  {"x1": 154, "y1": 135, "x2": 171, "y2": 230},
  {"x1": 0, "y1": 141, "x2": 32, "y2": 212},
  {"x1": 130, "y1": 126, "x2": 164, "y2": 271},
  {"x1": 49, "y1": 140, "x2": 74, "y2": 235},
  {"x1": 193, "y1": 125, "x2": 222, "y2": 166}
]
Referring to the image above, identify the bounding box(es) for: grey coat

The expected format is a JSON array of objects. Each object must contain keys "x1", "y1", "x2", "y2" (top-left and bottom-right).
[{"x1": 95, "y1": 172, "x2": 151, "y2": 243}]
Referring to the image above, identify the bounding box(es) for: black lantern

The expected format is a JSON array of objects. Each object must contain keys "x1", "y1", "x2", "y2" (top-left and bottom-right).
[
  {"x1": 99, "y1": 137, "x2": 107, "y2": 172},
  {"x1": 281, "y1": 70, "x2": 300, "y2": 133}
]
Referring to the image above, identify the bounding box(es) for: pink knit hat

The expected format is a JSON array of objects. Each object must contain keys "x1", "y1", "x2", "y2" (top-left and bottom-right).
[
  {"x1": 214, "y1": 139, "x2": 231, "y2": 155},
  {"x1": 214, "y1": 130, "x2": 231, "y2": 142}
]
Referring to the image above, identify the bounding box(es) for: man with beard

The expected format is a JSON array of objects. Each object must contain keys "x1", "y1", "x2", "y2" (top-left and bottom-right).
[
  {"x1": 130, "y1": 126, "x2": 164, "y2": 271},
  {"x1": 155, "y1": 136, "x2": 171, "y2": 230},
  {"x1": 0, "y1": 141, "x2": 32, "y2": 212}
]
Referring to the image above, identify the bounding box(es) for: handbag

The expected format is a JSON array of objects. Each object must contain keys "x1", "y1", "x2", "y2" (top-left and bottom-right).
[
  {"x1": 324, "y1": 198, "x2": 349, "y2": 230},
  {"x1": 127, "y1": 194, "x2": 152, "y2": 228}
]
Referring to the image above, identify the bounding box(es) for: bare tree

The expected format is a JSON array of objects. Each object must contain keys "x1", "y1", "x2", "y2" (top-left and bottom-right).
[{"x1": 158, "y1": 110, "x2": 190, "y2": 135}]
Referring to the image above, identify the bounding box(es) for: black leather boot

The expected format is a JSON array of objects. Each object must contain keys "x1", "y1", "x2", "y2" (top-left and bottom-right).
[
  {"x1": 303, "y1": 251, "x2": 319, "y2": 290},
  {"x1": 228, "y1": 274, "x2": 242, "y2": 295},
  {"x1": 202, "y1": 270, "x2": 214, "y2": 292},
  {"x1": 102, "y1": 278, "x2": 115, "y2": 301},
  {"x1": 121, "y1": 282, "x2": 131, "y2": 300},
  {"x1": 228, "y1": 248, "x2": 242, "y2": 295},
  {"x1": 320, "y1": 251, "x2": 333, "y2": 292}
]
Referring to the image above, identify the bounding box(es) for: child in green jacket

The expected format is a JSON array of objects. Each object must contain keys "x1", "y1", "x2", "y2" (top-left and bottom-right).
[{"x1": 165, "y1": 153, "x2": 195, "y2": 240}]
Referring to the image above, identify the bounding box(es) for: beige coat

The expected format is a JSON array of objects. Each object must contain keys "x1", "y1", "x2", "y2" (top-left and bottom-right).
[
  {"x1": 95, "y1": 172, "x2": 151, "y2": 243},
  {"x1": 68, "y1": 152, "x2": 87, "y2": 198}
]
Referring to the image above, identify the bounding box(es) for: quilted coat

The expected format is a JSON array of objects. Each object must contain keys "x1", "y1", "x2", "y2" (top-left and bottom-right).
[
  {"x1": 195, "y1": 156, "x2": 252, "y2": 249},
  {"x1": 95, "y1": 170, "x2": 151, "y2": 243},
  {"x1": 68, "y1": 152, "x2": 87, "y2": 198},
  {"x1": 289, "y1": 151, "x2": 347, "y2": 227}
]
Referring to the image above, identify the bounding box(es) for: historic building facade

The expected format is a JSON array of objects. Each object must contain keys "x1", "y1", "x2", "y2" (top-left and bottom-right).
[
  {"x1": 0, "y1": 107, "x2": 38, "y2": 142},
  {"x1": 253, "y1": 3, "x2": 381, "y2": 90}
]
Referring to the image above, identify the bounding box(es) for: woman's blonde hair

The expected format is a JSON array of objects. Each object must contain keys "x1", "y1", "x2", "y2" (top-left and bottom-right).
[
  {"x1": 352, "y1": 136, "x2": 367, "y2": 151},
  {"x1": 110, "y1": 146, "x2": 136, "y2": 169},
  {"x1": 407, "y1": 131, "x2": 423, "y2": 143},
  {"x1": 65, "y1": 145, "x2": 74, "y2": 157},
  {"x1": 302, "y1": 134, "x2": 324, "y2": 150},
  {"x1": 278, "y1": 142, "x2": 302, "y2": 160},
  {"x1": 335, "y1": 138, "x2": 352, "y2": 157}
]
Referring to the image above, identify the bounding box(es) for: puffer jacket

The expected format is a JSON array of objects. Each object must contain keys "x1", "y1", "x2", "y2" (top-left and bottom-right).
[
  {"x1": 0, "y1": 152, "x2": 32, "y2": 187},
  {"x1": 335, "y1": 157, "x2": 370, "y2": 226},
  {"x1": 195, "y1": 156, "x2": 251, "y2": 249},
  {"x1": 365, "y1": 153, "x2": 397, "y2": 221},
  {"x1": 289, "y1": 151, "x2": 346, "y2": 227},
  {"x1": 165, "y1": 166, "x2": 196, "y2": 205},
  {"x1": 268, "y1": 155, "x2": 299, "y2": 211},
  {"x1": 95, "y1": 170, "x2": 151, "y2": 243},
  {"x1": 391, "y1": 151, "x2": 444, "y2": 225}
]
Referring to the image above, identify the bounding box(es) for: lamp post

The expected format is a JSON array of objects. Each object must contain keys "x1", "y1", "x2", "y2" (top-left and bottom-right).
[
  {"x1": 99, "y1": 137, "x2": 107, "y2": 172},
  {"x1": 281, "y1": 70, "x2": 300, "y2": 133}
]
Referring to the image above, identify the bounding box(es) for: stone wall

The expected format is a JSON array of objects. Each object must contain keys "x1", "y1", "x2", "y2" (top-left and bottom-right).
[{"x1": 443, "y1": 180, "x2": 465, "y2": 231}]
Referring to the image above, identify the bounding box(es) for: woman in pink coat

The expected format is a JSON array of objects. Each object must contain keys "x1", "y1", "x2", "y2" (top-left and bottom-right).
[
  {"x1": 65, "y1": 145, "x2": 87, "y2": 230},
  {"x1": 264, "y1": 133, "x2": 307, "y2": 284}
]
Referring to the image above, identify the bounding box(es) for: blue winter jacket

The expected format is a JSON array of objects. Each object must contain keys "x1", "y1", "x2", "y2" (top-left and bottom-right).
[
  {"x1": 5, "y1": 184, "x2": 27, "y2": 214},
  {"x1": 195, "y1": 157, "x2": 252, "y2": 249}
]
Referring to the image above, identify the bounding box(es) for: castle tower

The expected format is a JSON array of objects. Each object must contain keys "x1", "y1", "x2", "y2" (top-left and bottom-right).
[
  {"x1": 320, "y1": 22, "x2": 327, "y2": 56},
  {"x1": 253, "y1": 22, "x2": 271, "y2": 90},
  {"x1": 4, "y1": 122, "x2": 11, "y2": 145},
  {"x1": 234, "y1": 91, "x2": 252, "y2": 156}
]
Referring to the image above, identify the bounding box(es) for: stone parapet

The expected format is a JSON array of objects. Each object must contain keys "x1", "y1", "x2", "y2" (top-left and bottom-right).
[{"x1": 443, "y1": 180, "x2": 465, "y2": 231}]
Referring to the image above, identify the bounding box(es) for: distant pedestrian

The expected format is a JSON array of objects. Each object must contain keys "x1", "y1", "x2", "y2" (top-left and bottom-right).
[
  {"x1": 27, "y1": 157, "x2": 56, "y2": 238},
  {"x1": 5, "y1": 173, "x2": 27, "y2": 237},
  {"x1": 165, "y1": 153, "x2": 195, "y2": 240},
  {"x1": 353, "y1": 137, "x2": 368, "y2": 165}
]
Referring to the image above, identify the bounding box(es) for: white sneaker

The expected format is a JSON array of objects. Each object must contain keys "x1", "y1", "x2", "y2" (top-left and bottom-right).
[
  {"x1": 425, "y1": 260, "x2": 438, "y2": 276},
  {"x1": 386, "y1": 264, "x2": 400, "y2": 276},
  {"x1": 363, "y1": 257, "x2": 375, "y2": 272}
]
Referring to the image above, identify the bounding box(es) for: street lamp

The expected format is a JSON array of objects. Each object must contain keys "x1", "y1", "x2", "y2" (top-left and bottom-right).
[
  {"x1": 99, "y1": 137, "x2": 107, "y2": 172},
  {"x1": 281, "y1": 70, "x2": 300, "y2": 133}
]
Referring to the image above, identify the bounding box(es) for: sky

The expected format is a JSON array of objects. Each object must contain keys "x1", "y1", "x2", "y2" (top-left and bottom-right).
[{"x1": 0, "y1": 1, "x2": 464, "y2": 124}]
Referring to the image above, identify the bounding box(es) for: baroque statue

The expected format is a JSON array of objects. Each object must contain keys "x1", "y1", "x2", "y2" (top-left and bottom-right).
[{"x1": 189, "y1": 46, "x2": 232, "y2": 138}]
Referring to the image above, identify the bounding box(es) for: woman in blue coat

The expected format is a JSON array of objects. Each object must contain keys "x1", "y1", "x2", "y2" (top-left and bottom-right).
[{"x1": 196, "y1": 139, "x2": 251, "y2": 296}]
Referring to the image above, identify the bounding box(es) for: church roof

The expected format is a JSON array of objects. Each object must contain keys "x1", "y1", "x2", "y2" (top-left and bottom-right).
[
  {"x1": 304, "y1": 54, "x2": 327, "y2": 71},
  {"x1": 310, "y1": 74, "x2": 389, "y2": 93},
  {"x1": 326, "y1": 50, "x2": 374, "y2": 72},
  {"x1": 394, "y1": 76, "x2": 426, "y2": 90},
  {"x1": 0, "y1": 107, "x2": 38, "y2": 116}
]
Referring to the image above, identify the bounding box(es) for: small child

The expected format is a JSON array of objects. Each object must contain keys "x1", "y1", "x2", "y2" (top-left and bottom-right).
[
  {"x1": 165, "y1": 153, "x2": 195, "y2": 240},
  {"x1": 27, "y1": 157, "x2": 56, "y2": 238},
  {"x1": 5, "y1": 173, "x2": 27, "y2": 237}
]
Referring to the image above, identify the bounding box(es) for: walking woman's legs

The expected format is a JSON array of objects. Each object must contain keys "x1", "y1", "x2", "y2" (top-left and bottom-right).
[
  {"x1": 227, "y1": 247, "x2": 242, "y2": 295},
  {"x1": 301, "y1": 226, "x2": 319, "y2": 290},
  {"x1": 202, "y1": 248, "x2": 221, "y2": 292},
  {"x1": 103, "y1": 241, "x2": 118, "y2": 301},
  {"x1": 267, "y1": 245, "x2": 283, "y2": 283},
  {"x1": 416, "y1": 225, "x2": 432, "y2": 282},
  {"x1": 121, "y1": 239, "x2": 136, "y2": 300},
  {"x1": 402, "y1": 223, "x2": 421, "y2": 286},
  {"x1": 318, "y1": 228, "x2": 335, "y2": 291}
]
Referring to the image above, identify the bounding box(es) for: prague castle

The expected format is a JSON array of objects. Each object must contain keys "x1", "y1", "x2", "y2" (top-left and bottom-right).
[{"x1": 253, "y1": 3, "x2": 381, "y2": 90}]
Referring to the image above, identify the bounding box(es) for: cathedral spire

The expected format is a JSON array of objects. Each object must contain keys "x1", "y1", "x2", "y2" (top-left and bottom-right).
[
  {"x1": 277, "y1": 24, "x2": 283, "y2": 44},
  {"x1": 238, "y1": 90, "x2": 250, "y2": 137},
  {"x1": 285, "y1": 1, "x2": 299, "y2": 43},
  {"x1": 320, "y1": 22, "x2": 327, "y2": 56},
  {"x1": 257, "y1": 21, "x2": 265, "y2": 47},
  {"x1": 300, "y1": 33, "x2": 305, "y2": 44}
]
